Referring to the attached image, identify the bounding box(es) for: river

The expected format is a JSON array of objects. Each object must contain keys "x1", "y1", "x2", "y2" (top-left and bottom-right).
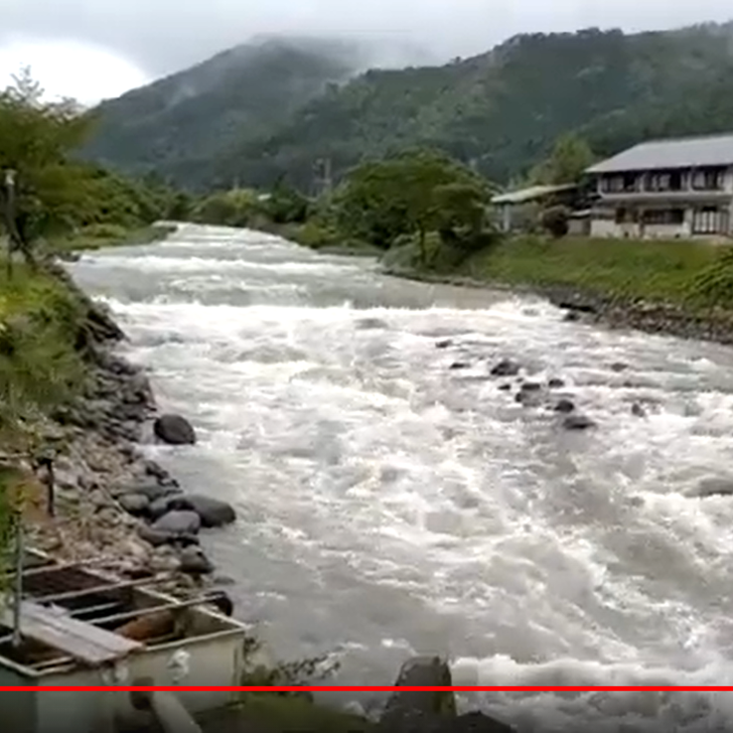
[{"x1": 69, "y1": 224, "x2": 733, "y2": 730}]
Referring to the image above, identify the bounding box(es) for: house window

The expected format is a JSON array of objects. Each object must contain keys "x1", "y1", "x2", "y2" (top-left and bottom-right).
[
  {"x1": 602, "y1": 174, "x2": 638, "y2": 193},
  {"x1": 642, "y1": 209, "x2": 685, "y2": 225},
  {"x1": 692, "y1": 207, "x2": 726, "y2": 234},
  {"x1": 691, "y1": 167, "x2": 726, "y2": 191},
  {"x1": 646, "y1": 170, "x2": 684, "y2": 192},
  {"x1": 615, "y1": 207, "x2": 626, "y2": 224}
]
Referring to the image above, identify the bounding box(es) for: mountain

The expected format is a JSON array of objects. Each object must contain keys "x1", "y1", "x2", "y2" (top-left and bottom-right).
[
  {"x1": 81, "y1": 36, "x2": 371, "y2": 187},
  {"x1": 85, "y1": 22, "x2": 733, "y2": 192},
  {"x1": 215, "y1": 22, "x2": 733, "y2": 190}
]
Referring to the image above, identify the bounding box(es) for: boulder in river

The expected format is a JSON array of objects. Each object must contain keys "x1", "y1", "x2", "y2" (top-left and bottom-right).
[
  {"x1": 378, "y1": 656, "x2": 456, "y2": 733},
  {"x1": 152, "y1": 510, "x2": 201, "y2": 535},
  {"x1": 490, "y1": 359, "x2": 521, "y2": 378},
  {"x1": 179, "y1": 546, "x2": 214, "y2": 575},
  {"x1": 520, "y1": 382, "x2": 542, "y2": 393},
  {"x1": 118, "y1": 480, "x2": 179, "y2": 503},
  {"x1": 119, "y1": 493, "x2": 151, "y2": 516},
  {"x1": 696, "y1": 478, "x2": 733, "y2": 498},
  {"x1": 548, "y1": 378, "x2": 565, "y2": 389},
  {"x1": 166, "y1": 495, "x2": 237, "y2": 528},
  {"x1": 436, "y1": 340, "x2": 453, "y2": 350},
  {"x1": 563, "y1": 415, "x2": 597, "y2": 431},
  {"x1": 631, "y1": 403, "x2": 647, "y2": 418},
  {"x1": 153, "y1": 414, "x2": 197, "y2": 445},
  {"x1": 138, "y1": 525, "x2": 200, "y2": 548},
  {"x1": 554, "y1": 399, "x2": 576, "y2": 414},
  {"x1": 450, "y1": 362, "x2": 470, "y2": 371}
]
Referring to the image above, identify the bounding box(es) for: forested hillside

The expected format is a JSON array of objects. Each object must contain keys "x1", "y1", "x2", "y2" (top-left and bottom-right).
[
  {"x1": 81, "y1": 36, "x2": 367, "y2": 187},
  {"x1": 84, "y1": 22, "x2": 733, "y2": 192}
]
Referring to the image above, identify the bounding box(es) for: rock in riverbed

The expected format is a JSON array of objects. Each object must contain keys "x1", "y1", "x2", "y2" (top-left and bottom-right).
[
  {"x1": 378, "y1": 656, "x2": 516, "y2": 733},
  {"x1": 554, "y1": 399, "x2": 576, "y2": 414},
  {"x1": 138, "y1": 525, "x2": 200, "y2": 548},
  {"x1": 153, "y1": 414, "x2": 197, "y2": 445},
  {"x1": 152, "y1": 510, "x2": 201, "y2": 535},
  {"x1": 167, "y1": 494, "x2": 237, "y2": 528},
  {"x1": 119, "y1": 493, "x2": 151, "y2": 516},
  {"x1": 563, "y1": 415, "x2": 597, "y2": 431},
  {"x1": 145, "y1": 494, "x2": 236, "y2": 527},
  {"x1": 491, "y1": 359, "x2": 521, "y2": 378},
  {"x1": 179, "y1": 546, "x2": 214, "y2": 575}
]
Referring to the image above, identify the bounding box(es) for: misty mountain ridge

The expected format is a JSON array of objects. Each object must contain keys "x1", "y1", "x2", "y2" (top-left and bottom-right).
[{"x1": 84, "y1": 20, "x2": 733, "y2": 191}]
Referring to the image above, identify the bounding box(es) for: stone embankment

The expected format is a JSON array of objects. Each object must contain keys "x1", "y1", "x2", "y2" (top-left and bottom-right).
[{"x1": 26, "y1": 260, "x2": 235, "y2": 596}]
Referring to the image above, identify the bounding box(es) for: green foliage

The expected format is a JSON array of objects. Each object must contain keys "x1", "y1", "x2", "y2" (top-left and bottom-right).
[
  {"x1": 687, "y1": 247, "x2": 733, "y2": 308},
  {"x1": 192, "y1": 188, "x2": 263, "y2": 227},
  {"x1": 530, "y1": 134, "x2": 596, "y2": 185},
  {"x1": 0, "y1": 263, "x2": 87, "y2": 434},
  {"x1": 334, "y1": 149, "x2": 492, "y2": 261},
  {"x1": 540, "y1": 205, "x2": 571, "y2": 238},
  {"x1": 263, "y1": 182, "x2": 310, "y2": 224},
  {"x1": 450, "y1": 234, "x2": 720, "y2": 306},
  {"x1": 82, "y1": 37, "x2": 363, "y2": 190},
  {"x1": 0, "y1": 69, "x2": 185, "y2": 260}
]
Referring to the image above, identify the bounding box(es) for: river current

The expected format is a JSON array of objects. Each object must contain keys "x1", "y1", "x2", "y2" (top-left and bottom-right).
[{"x1": 69, "y1": 224, "x2": 733, "y2": 730}]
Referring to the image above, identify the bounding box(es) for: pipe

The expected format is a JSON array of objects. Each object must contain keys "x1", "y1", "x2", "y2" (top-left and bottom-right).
[{"x1": 130, "y1": 679, "x2": 202, "y2": 733}]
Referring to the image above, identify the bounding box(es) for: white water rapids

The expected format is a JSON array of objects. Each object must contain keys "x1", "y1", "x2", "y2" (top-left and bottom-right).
[{"x1": 69, "y1": 224, "x2": 733, "y2": 730}]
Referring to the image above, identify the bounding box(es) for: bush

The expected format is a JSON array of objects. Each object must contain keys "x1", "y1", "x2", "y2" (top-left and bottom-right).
[{"x1": 540, "y1": 205, "x2": 570, "y2": 238}]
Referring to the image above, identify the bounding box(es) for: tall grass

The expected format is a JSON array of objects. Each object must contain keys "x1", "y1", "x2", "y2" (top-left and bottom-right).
[{"x1": 457, "y1": 235, "x2": 722, "y2": 305}]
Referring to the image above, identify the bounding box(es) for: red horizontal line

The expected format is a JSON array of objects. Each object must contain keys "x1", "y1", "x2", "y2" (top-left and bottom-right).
[{"x1": 0, "y1": 686, "x2": 731, "y2": 692}]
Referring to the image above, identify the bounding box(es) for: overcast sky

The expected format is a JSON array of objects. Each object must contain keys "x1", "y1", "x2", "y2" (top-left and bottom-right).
[{"x1": 1, "y1": 0, "x2": 732, "y2": 103}]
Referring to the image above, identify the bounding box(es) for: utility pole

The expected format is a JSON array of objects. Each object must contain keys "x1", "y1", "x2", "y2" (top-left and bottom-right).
[{"x1": 312, "y1": 158, "x2": 333, "y2": 198}]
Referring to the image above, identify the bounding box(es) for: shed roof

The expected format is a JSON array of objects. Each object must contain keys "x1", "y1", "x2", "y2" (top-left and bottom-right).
[
  {"x1": 491, "y1": 183, "x2": 577, "y2": 205},
  {"x1": 587, "y1": 133, "x2": 733, "y2": 174}
]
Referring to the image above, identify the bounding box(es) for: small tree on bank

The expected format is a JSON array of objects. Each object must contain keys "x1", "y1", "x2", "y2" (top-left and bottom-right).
[{"x1": 335, "y1": 149, "x2": 493, "y2": 262}]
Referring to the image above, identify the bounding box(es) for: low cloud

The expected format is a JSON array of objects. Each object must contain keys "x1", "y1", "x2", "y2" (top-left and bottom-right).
[{"x1": 1, "y1": 0, "x2": 732, "y2": 79}]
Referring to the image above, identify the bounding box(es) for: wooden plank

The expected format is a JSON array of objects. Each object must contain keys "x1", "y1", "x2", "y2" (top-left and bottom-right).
[{"x1": 0, "y1": 601, "x2": 143, "y2": 666}]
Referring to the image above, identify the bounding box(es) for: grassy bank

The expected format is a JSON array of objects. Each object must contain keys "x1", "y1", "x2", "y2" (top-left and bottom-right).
[{"x1": 385, "y1": 234, "x2": 733, "y2": 312}]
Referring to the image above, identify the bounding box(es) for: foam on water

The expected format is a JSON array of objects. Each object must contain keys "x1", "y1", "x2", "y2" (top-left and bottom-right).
[{"x1": 69, "y1": 226, "x2": 733, "y2": 725}]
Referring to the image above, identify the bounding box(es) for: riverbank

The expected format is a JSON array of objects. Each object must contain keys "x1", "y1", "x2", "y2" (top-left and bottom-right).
[{"x1": 381, "y1": 234, "x2": 733, "y2": 346}]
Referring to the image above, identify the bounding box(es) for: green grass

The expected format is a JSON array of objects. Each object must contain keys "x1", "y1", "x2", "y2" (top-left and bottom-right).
[
  {"x1": 0, "y1": 256, "x2": 88, "y2": 447},
  {"x1": 453, "y1": 235, "x2": 723, "y2": 306}
]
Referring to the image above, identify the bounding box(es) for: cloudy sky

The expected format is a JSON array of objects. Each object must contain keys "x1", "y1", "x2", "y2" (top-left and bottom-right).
[{"x1": 1, "y1": 0, "x2": 732, "y2": 104}]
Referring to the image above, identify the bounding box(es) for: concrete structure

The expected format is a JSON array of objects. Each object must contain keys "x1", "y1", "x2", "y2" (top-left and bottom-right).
[
  {"x1": 0, "y1": 550, "x2": 251, "y2": 733},
  {"x1": 492, "y1": 184, "x2": 578, "y2": 233},
  {"x1": 586, "y1": 133, "x2": 733, "y2": 240}
]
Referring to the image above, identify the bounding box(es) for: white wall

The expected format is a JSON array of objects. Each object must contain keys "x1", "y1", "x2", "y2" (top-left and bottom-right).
[{"x1": 34, "y1": 633, "x2": 245, "y2": 733}]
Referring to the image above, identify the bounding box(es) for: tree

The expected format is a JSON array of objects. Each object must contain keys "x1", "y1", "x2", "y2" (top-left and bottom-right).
[
  {"x1": 540, "y1": 205, "x2": 571, "y2": 238},
  {"x1": 530, "y1": 133, "x2": 596, "y2": 185},
  {"x1": 0, "y1": 68, "x2": 97, "y2": 266},
  {"x1": 335, "y1": 149, "x2": 491, "y2": 262}
]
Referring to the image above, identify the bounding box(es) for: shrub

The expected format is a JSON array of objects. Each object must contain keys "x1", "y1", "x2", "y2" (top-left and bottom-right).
[{"x1": 540, "y1": 205, "x2": 570, "y2": 238}]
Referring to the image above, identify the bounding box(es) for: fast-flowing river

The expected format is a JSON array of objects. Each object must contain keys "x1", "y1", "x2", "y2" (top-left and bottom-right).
[{"x1": 70, "y1": 224, "x2": 733, "y2": 730}]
